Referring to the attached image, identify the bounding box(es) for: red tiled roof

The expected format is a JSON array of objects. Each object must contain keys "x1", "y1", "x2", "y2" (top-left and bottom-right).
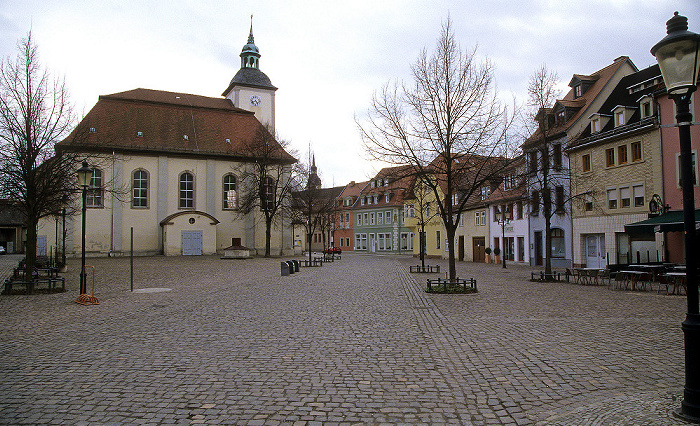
[{"x1": 57, "y1": 88, "x2": 296, "y2": 163}]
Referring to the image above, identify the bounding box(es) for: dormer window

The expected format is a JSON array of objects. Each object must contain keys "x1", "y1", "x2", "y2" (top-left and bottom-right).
[
  {"x1": 89, "y1": 127, "x2": 96, "y2": 133},
  {"x1": 575, "y1": 85, "x2": 582, "y2": 98},
  {"x1": 616, "y1": 111, "x2": 624, "y2": 126},
  {"x1": 136, "y1": 131, "x2": 143, "y2": 137},
  {"x1": 592, "y1": 119, "x2": 600, "y2": 133}
]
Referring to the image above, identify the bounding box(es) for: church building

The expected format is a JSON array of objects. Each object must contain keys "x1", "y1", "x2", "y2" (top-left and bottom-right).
[{"x1": 40, "y1": 24, "x2": 297, "y2": 257}]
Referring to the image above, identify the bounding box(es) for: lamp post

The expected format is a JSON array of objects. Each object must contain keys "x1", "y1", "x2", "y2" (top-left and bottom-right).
[
  {"x1": 651, "y1": 11, "x2": 700, "y2": 422},
  {"x1": 76, "y1": 161, "x2": 92, "y2": 295},
  {"x1": 498, "y1": 205, "x2": 513, "y2": 269}
]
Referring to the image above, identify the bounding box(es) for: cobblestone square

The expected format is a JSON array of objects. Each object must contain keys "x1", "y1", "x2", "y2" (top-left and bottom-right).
[{"x1": 0, "y1": 253, "x2": 695, "y2": 425}]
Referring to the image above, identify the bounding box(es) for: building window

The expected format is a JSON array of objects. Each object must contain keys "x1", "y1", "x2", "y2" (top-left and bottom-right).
[
  {"x1": 631, "y1": 142, "x2": 642, "y2": 162},
  {"x1": 633, "y1": 185, "x2": 645, "y2": 207},
  {"x1": 481, "y1": 186, "x2": 491, "y2": 200},
  {"x1": 179, "y1": 172, "x2": 194, "y2": 209},
  {"x1": 370, "y1": 212, "x2": 375, "y2": 225},
  {"x1": 642, "y1": 101, "x2": 652, "y2": 118},
  {"x1": 555, "y1": 186, "x2": 565, "y2": 213},
  {"x1": 436, "y1": 231, "x2": 440, "y2": 249},
  {"x1": 575, "y1": 85, "x2": 582, "y2": 97},
  {"x1": 620, "y1": 186, "x2": 631, "y2": 208},
  {"x1": 86, "y1": 168, "x2": 103, "y2": 208},
  {"x1": 592, "y1": 119, "x2": 600, "y2": 133},
  {"x1": 386, "y1": 211, "x2": 392, "y2": 224},
  {"x1": 357, "y1": 214, "x2": 362, "y2": 226},
  {"x1": 480, "y1": 211, "x2": 486, "y2": 226},
  {"x1": 618, "y1": 145, "x2": 628, "y2": 164},
  {"x1": 223, "y1": 174, "x2": 237, "y2": 209},
  {"x1": 516, "y1": 201, "x2": 523, "y2": 220},
  {"x1": 132, "y1": 169, "x2": 148, "y2": 208},
  {"x1": 363, "y1": 213, "x2": 368, "y2": 225},
  {"x1": 585, "y1": 194, "x2": 593, "y2": 211},
  {"x1": 261, "y1": 176, "x2": 274, "y2": 211},
  {"x1": 582, "y1": 154, "x2": 591, "y2": 172},
  {"x1": 605, "y1": 148, "x2": 615, "y2": 167},
  {"x1": 377, "y1": 212, "x2": 383, "y2": 225},
  {"x1": 531, "y1": 191, "x2": 539, "y2": 215},
  {"x1": 607, "y1": 188, "x2": 617, "y2": 209},
  {"x1": 540, "y1": 147, "x2": 549, "y2": 170},
  {"x1": 405, "y1": 204, "x2": 415, "y2": 218},
  {"x1": 529, "y1": 151, "x2": 538, "y2": 173},
  {"x1": 551, "y1": 228, "x2": 565, "y2": 258},
  {"x1": 616, "y1": 111, "x2": 625, "y2": 126},
  {"x1": 553, "y1": 144, "x2": 562, "y2": 169},
  {"x1": 676, "y1": 150, "x2": 699, "y2": 188},
  {"x1": 475, "y1": 212, "x2": 480, "y2": 226}
]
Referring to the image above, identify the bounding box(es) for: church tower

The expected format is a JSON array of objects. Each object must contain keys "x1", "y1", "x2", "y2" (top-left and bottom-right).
[{"x1": 222, "y1": 18, "x2": 277, "y2": 130}]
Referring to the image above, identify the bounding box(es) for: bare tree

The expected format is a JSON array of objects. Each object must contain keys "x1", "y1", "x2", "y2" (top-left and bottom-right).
[
  {"x1": 236, "y1": 124, "x2": 299, "y2": 257},
  {"x1": 290, "y1": 159, "x2": 341, "y2": 263},
  {"x1": 357, "y1": 17, "x2": 517, "y2": 281},
  {"x1": 524, "y1": 64, "x2": 569, "y2": 276},
  {"x1": 0, "y1": 32, "x2": 80, "y2": 292},
  {"x1": 404, "y1": 174, "x2": 440, "y2": 269}
]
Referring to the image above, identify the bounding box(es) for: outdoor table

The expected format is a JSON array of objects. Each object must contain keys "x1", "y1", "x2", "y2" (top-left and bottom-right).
[
  {"x1": 574, "y1": 268, "x2": 602, "y2": 285},
  {"x1": 620, "y1": 270, "x2": 645, "y2": 291},
  {"x1": 628, "y1": 264, "x2": 666, "y2": 281},
  {"x1": 664, "y1": 272, "x2": 687, "y2": 295}
]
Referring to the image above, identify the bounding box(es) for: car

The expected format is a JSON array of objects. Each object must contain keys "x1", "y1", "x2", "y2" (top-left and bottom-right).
[{"x1": 323, "y1": 246, "x2": 342, "y2": 254}]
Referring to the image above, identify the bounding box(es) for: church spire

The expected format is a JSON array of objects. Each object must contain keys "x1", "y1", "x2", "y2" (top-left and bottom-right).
[{"x1": 240, "y1": 15, "x2": 260, "y2": 69}]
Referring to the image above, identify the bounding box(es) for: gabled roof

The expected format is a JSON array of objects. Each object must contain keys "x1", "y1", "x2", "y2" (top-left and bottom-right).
[
  {"x1": 57, "y1": 88, "x2": 296, "y2": 163},
  {"x1": 567, "y1": 64, "x2": 662, "y2": 151},
  {"x1": 523, "y1": 56, "x2": 636, "y2": 149},
  {"x1": 356, "y1": 165, "x2": 415, "y2": 208},
  {"x1": 338, "y1": 180, "x2": 369, "y2": 201}
]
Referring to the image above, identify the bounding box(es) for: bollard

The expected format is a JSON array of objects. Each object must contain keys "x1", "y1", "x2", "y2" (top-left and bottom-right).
[
  {"x1": 281, "y1": 261, "x2": 289, "y2": 276},
  {"x1": 292, "y1": 260, "x2": 299, "y2": 272}
]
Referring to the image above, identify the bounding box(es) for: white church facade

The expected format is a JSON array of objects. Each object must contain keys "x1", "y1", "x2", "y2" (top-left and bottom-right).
[{"x1": 39, "y1": 24, "x2": 296, "y2": 257}]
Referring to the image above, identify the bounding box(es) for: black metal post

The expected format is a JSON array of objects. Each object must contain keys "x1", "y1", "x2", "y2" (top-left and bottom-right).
[
  {"x1": 673, "y1": 92, "x2": 700, "y2": 421},
  {"x1": 80, "y1": 186, "x2": 87, "y2": 295}
]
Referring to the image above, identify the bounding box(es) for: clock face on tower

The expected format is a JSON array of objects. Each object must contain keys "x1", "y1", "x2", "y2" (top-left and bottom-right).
[{"x1": 250, "y1": 95, "x2": 261, "y2": 107}]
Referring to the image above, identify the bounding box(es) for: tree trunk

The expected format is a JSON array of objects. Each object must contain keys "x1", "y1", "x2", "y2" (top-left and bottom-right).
[
  {"x1": 25, "y1": 217, "x2": 38, "y2": 294},
  {"x1": 446, "y1": 225, "x2": 456, "y2": 281},
  {"x1": 264, "y1": 216, "x2": 272, "y2": 257},
  {"x1": 545, "y1": 215, "x2": 552, "y2": 276},
  {"x1": 420, "y1": 229, "x2": 426, "y2": 268}
]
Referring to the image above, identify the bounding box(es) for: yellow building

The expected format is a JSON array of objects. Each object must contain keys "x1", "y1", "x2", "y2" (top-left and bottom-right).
[{"x1": 403, "y1": 175, "x2": 445, "y2": 259}]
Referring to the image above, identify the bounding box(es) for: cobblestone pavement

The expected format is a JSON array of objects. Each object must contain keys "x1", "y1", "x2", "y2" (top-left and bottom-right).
[{"x1": 0, "y1": 253, "x2": 697, "y2": 425}]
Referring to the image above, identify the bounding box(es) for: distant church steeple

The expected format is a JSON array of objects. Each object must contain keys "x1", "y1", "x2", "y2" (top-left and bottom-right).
[{"x1": 307, "y1": 154, "x2": 322, "y2": 190}]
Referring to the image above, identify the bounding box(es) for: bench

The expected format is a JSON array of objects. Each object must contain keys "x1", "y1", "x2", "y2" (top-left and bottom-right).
[
  {"x1": 4, "y1": 276, "x2": 65, "y2": 294},
  {"x1": 426, "y1": 277, "x2": 477, "y2": 292},
  {"x1": 410, "y1": 265, "x2": 440, "y2": 273},
  {"x1": 301, "y1": 258, "x2": 323, "y2": 267}
]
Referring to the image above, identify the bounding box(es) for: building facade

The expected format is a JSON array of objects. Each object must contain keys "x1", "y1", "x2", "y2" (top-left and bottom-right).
[{"x1": 39, "y1": 25, "x2": 296, "y2": 257}]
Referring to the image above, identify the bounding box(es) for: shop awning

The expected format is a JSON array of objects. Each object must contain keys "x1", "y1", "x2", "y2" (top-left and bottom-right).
[{"x1": 625, "y1": 209, "x2": 700, "y2": 234}]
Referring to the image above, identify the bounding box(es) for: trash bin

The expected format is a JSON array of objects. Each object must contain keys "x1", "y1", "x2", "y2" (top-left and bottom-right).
[
  {"x1": 286, "y1": 260, "x2": 295, "y2": 274},
  {"x1": 281, "y1": 261, "x2": 289, "y2": 276}
]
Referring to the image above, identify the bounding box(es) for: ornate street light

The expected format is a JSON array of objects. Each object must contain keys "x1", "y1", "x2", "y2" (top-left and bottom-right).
[
  {"x1": 76, "y1": 161, "x2": 92, "y2": 296},
  {"x1": 651, "y1": 11, "x2": 700, "y2": 422}
]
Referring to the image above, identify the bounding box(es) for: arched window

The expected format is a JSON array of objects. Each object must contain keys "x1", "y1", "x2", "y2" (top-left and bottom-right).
[
  {"x1": 179, "y1": 172, "x2": 194, "y2": 209},
  {"x1": 261, "y1": 176, "x2": 274, "y2": 211},
  {"x1": 86, "y1": 168, "x2": 103, "y2": 208},
  {"x1": 132, "y1": 169, "x2": 149, "y2": 208},
  {"x1": 223, "y1": 174, "x2": 237, "y2": 209},
  {"x1": 551, "y1": 228, "x2": 565, "y2": 258}
]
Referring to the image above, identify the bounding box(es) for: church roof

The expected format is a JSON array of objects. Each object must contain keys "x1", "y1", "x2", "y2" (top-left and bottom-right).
[
  {"x1": 57, "y1": 88, "x2": 296, "y2": 163},
  {"x1": 222, "y1": 67, "x2": 277, "y2": 94}
]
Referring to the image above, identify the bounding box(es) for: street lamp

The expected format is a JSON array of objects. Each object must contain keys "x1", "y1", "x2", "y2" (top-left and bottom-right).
[
  {"x1": 651, "y1": 11, "x2": 700, "y2": 422},
  {"x1": 76, "y1": 161, "x2": 92, "y2": 296},
  {"x1": 498, "y1": 205, "x2": 513, "y2": 269}
]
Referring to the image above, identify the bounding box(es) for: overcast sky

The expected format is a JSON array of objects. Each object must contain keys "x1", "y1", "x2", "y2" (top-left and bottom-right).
[{"x1": 1, "y1": 0, "x2": 698, "y2": 187}]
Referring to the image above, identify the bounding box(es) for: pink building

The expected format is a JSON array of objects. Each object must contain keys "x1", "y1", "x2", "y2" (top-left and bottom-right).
[{"x1": 657, "y1": 84, "x2": 700, "y2": 263}]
